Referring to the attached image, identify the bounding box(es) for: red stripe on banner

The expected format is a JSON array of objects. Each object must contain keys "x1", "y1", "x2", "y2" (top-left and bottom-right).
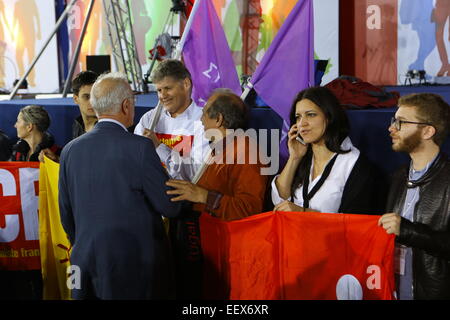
[{"x1": 0, "y1": 162, "x2": 41, "y2": 271}]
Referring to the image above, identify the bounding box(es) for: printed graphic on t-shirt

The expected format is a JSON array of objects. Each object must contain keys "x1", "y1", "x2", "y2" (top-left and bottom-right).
[{"x1": 156, "y1": 133, "x2": 194, "y2": 156}]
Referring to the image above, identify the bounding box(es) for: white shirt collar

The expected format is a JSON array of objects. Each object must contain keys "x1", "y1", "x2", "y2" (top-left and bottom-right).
[{"x1": 98, "y1": 118, "x2": 128, "y2": 131}]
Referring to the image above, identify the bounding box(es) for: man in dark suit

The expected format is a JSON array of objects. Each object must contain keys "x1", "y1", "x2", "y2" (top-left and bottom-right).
[{"x1": 58, "y1": 72, "x2": 181, "y2": 300}]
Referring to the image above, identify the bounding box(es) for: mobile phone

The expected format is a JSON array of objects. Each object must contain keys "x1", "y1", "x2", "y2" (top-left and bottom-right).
[{"x1": 296, "y1": 136, "x2": 306, "y2": 145}]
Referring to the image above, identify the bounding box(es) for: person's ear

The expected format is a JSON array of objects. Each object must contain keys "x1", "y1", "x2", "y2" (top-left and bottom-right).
[
  {"x1": 183, "y1": 77, "x2": 191, "y2": 91},
  {"x1": 423, "y1": 125, "x2": 436, "y2": 141},
  {"x1": 216, "y1": 113, "x2": 224, "y2": 128},
  {"x1": 121, "y1": 98, "x2": 130, "y2": 115},
  {"x1": 73, "y1": 94, "x2": 79, "y2": 105}
]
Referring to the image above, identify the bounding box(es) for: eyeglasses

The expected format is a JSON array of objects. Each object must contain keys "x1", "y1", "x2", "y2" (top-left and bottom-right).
[{"x1": 390, "y1": 117, "x2": 431, "y2": 131}]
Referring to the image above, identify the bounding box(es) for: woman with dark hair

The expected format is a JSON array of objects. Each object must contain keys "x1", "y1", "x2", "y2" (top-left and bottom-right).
[
  {"x1": 10, "y1": 105, "x2": 60, "y2": 162},
  {"x1": 272, "y1": 86, "x2": 386, "y2": 214}
]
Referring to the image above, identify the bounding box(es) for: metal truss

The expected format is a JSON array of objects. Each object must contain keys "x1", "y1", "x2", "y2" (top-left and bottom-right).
[{"x1": 103, "y1": 0, "x2": 143, "y2": 91}]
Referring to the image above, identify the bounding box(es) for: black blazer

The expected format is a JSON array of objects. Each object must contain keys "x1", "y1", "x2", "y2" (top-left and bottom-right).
[{"x1": 339, "y1": 154, "x2": 388, "y2": 215}]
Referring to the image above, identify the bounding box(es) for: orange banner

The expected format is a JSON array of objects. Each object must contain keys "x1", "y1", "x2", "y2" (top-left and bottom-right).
[{"x1": 200, "y1": 211, "x2": 395, "y2": 300}]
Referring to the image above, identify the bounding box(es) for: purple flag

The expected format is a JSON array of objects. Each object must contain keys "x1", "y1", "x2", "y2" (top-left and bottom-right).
[
  {"x1": 250, "y1": 0, "x2": 314, "y2": 164},
  {"x1": 181, "y1": 0, "x2": 241, "y2": 106}
]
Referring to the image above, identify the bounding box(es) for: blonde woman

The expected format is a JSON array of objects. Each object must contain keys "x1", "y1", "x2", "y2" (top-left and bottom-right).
[{"x1": 10, "y1": 105, "x2": 60, "y2": 161}]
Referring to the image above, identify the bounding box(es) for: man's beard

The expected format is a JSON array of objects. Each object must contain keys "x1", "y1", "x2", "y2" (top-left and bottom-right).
[{"x1": 392, "y1": 130, "x2": 422, "y2": 153}]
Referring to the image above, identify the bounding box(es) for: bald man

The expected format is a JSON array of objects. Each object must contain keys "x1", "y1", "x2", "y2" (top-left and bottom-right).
[{"x1": 58, "y1": 72, "x2": 181, "y2": 300}]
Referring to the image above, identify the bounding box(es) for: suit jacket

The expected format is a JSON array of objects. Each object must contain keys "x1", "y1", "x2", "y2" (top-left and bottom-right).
[{"x1": 58, "y1": 121, "x2": 181, "y2": 299}]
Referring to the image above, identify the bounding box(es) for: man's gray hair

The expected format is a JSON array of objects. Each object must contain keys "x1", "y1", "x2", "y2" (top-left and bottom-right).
[
  {"x1": 207, "y1": 91, "x2": 248, "y2": 130},
  {"x1": 90, "y1": 72, "x2": 132, "y2": 115}
]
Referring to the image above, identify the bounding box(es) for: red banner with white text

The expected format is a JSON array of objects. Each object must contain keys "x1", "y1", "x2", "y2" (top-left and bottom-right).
[
  {"x1": 200, "y1": 211, "x2": 396, "y2": 300},
  {"x1": 0, "y1": 162, "x2": 41, "y2": 271}
]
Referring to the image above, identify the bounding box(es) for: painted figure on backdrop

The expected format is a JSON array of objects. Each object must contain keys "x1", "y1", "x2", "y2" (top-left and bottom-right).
[
  {"x1": 259, "y1": 0, "x2": 296, "y2": 53},
  {"x1": 131, "y1": 0, "x2": 152, "y2": 65},
  {"x1": 399, "y1": 0, "x2": 435, "y2": 73},
  {"x1": 13, "y1": 0, "x2": 41, "y2": 88},
  {"x1": 0, "y1": 1, "x2": 7, "y2": 88},
  {"x1": 271, "y1": 0, "x2": 296, "y2": 30},
  {"x1": 220, "y1": 0, "x2": 244, "y2": 74},
  {"x1": 367, "y1": 4, "x2": 397, "y2": 85},
  {"x1": 79, "y1": 0, "x2": 102, "y2": 72},
  {"x1": 212, "y1": 0, "x2": 227, "y2": 19},
  {"x1": 68, "y1": 0, "x2": 85, "y2": 75},
  {"x1": 433, "y1": 0, "x2": 450, "y2": 77}
]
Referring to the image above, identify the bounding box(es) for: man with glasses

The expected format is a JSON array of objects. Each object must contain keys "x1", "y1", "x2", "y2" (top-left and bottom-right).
[
  {"x1": 378, "y1": 93, "x2": 450, "y2": 300},
  {"x1": 58, "y1": 72, "x2": 181, "y2": 299}
]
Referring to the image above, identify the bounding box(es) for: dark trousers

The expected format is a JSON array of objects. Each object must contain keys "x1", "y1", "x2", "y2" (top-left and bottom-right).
[
  {"x1": 0, "y1": 270, "x2": 43, "y2": 300},
  {"x1": 169, "y1": 210, "x2": 203, "y2": 300}
]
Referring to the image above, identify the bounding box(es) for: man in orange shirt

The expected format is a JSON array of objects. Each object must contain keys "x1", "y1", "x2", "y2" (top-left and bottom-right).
[
  {"x1": 166, "y1": 91, "x2": 268, "y2": 298},
  {"x1": 166, "y1": 91, "x2": 267, "y2": 220}
]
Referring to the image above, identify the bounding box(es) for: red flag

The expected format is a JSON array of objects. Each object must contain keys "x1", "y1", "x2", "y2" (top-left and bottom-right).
[
  {"x1": 200, "y1": 211, "x2": 395, "y2": 300},
  {"x1": 0, "y1": 162, "x2": 41, "y2": 271}
]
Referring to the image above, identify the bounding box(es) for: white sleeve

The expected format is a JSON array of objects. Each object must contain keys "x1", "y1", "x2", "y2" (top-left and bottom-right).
[
  {"x1": 156, "y1": 143, "x2": 172, "y2": 164},
  {"x1": 134, "y1": 109, "x2": 155, "y2": 135},
  {"x1": 271, "y1": 175, "x2": 292, "y2": 205}
]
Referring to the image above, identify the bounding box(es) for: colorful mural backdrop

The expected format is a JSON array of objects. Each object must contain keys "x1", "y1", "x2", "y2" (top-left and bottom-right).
[
  {"x1": 353, "y1": 0, "x2": 450, "y2": 85},
  {"x1": 2, "y1": 1, "x2": 448, "y2": 91},
  {"x1": 398, "y1": 0, "x2": 450, "y2": 84},
  {"x1": 0, "y1": 0, "x2": 339, "y2": 92},
  {"x1": 0, "y1": 0, "x2": 59, "y2": 93}
]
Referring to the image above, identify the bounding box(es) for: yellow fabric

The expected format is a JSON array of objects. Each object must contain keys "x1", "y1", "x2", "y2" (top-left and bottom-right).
[{"x1": 38, "y1": 156, "x2": 71, "y2": 300}]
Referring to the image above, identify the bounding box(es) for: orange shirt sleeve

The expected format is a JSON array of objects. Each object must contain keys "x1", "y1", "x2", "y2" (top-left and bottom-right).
[{"x1": 210, "y1": 163, "x2": 267, "y2": 221}]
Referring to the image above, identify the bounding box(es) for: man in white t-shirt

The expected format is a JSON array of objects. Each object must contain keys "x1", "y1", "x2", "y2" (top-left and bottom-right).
[{"x1": 135, "y1": 59, "x2": 209, "y2": 180}]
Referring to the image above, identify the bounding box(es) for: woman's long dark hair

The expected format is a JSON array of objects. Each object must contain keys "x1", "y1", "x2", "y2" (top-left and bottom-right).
[{"x1": 288, "y1": 87, "x2": 350, "y2": 199}]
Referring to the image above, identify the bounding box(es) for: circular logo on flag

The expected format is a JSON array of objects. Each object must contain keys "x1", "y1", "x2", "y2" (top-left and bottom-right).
[{"x1": 336, "y1": 274, "x2": 363, "y2": 300}]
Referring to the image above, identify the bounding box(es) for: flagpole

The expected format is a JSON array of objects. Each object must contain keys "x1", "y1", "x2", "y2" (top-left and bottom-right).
[
  {"x1": 149, "y1": 0, "x2": 202, "y2": 131},
  {"x1": 240, "y1": 82, "x2": 253, "y2": 101},
  {"x1": 175, "y1": 0, "x2": 202, "y2": 59}
]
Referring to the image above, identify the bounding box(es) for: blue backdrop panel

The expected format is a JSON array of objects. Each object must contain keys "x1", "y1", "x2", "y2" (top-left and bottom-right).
[{"x1": 1, "y1": 85, "x2": 449, "y2": 175}]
